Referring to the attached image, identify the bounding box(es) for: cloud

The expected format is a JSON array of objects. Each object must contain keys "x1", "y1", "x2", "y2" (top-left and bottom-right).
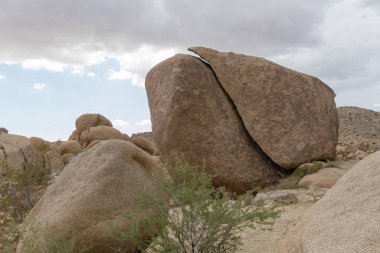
[
  {"x1": 0, "y1": 0, "x2": 379, "y2": 108},
  {"x1": 135, "y1": 119, "x2": 151, "y2": 127},
  {"x1": 87, "y1": 72, "x2": 95, "y2": 77},
  {"x1": 71, "y1": 68, "x2": 84, "y2": 75},
  {"x1": 374, "y1": 104, "x2": 380, "y2": 107},
  {"x1": 108, "y1": 45, "x2": 178, "y2": 86},
  {"x1": 0, "y1": 0, "x2": 336, "y2": 83},
  {"x1": 33, "y1": 82, "x2": 46, "y2": 91},
  {"x1": 0, "y1": 73, "x2": 4, "y2": 80},
  {"x1": 112, "y1": 118, "x2": 151, "y2": 134},
  {"x1": 112, "y1": 119, "x2": 130, "y2": 132},
  {"x1": 22, "y1": 59, "x2": 65, "y2": 72}
]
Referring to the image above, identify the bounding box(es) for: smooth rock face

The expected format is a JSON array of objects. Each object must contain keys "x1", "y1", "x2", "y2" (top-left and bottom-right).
[
  {"x1": 298, "y1": 167, "x2": 346, "y2": 189},
  {"x1": 17, "y1": 140, "x2": 165, "y2": 253},
  {"x1": 29, "y1": 137, "x2": 50, "y2": 152},
  {"x1": 86, "y1": 126, "x2": 122, "y2": 142},
  {"x1": 281, "y1": 151, "x2": 380, "y2": 253},
  {"x1": 189, "y1": 47, "x2": 338, "y2": 169},
  {"x1": 146, "y1": 54, "x2": 279, "y2": 193},
  {"x1": 59, "y1": 140, "x2": 81, "y2": 155},
  {"x1": 75, "y1": 113, "x2": 112, "y2": 133},
  {"x1": 0, "y1": 134, "x2": 35, "y2": 173},
  {"x1": 132, "y1": 136, "x2": 159, "y2": 156}
]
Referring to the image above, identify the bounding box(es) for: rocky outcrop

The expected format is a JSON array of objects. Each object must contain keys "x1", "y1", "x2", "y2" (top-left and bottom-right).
[
  {"x1": 146, "y1": 47, "x2": 339, "y2": 192},
  {"x1": 0, "y1": 134, "x2": 36, "y2": 174},
  {"x1": 86, "y1": 126, "x2": 122, "y2": 142},
  {"x1": 146, "y1": 54, "x2": 280, "y2": 193},
  {"x1": 189, "y1": 47, "x2": 338, "y2": 169},
  {"x1": 17, "y1": 140, "x2": 165, "y2": 253},
  {"x1": 75, "y1": 113, "x2": 112, "y2": 133},
  {"x1": 69, "y1": 114, "x2": 130, "y2": 150},
  {"x1": 298, "y1": 167, "x2": 346, "y2": 189},
  {"x1": 131, "y1": 136, "x2": 159, "y2": 156},
  {"x1": 58, "y1": 140, "x2": 81, "y2": 155},
  {"x1": 337, "y1": 107, "x2": 380, "y2": 160},
  {"x1": 281, "y1": 151, "x2": 380, "y2": 253},
  {"x1": 0, "y1": 128, "x2": 8, "y2": 134}
]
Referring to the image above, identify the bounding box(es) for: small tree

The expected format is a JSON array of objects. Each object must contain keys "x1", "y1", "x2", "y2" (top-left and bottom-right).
[{"x1": 112, "y1": 163, "x2": 278, "y2": 253}]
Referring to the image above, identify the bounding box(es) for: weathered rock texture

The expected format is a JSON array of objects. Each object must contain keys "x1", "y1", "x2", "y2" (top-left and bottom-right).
[
  {"x1": 75, "y1": 113, "x2": 112, "y2": 133},
  {"x1": 281, "y1": 151, "x2": 380, "y2": 253},
  {"x1": 146, "y1": 54, "x2": 280, "y2": 193},
  {"x1": 337, "y1": 106, "x2": 380, "y2": 160},
  {"x1": 298, "y1": 167, "x2": 346, "y2": 189},
  {"x1": 189, "y1": 47, "x2": 338, "y2": 169},
  {"x1": 17, "y1": 140, "x2": 165, "y2": 253},
  {"x1": 69, "y1": 114, "x2": 129, "y2": 150},
  {"x1": 132, "y1": 136, "x2": 159, "y2": 156},
  {"x1": 0, "y1": 134, "x2": 35, "y2": 173}
]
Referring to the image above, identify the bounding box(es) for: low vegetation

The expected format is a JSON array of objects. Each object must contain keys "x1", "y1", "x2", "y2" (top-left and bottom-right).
[
  {"x1": 2, "y1": 163, "x2": 278, "y2": 253},
  {"x1": 0, "y1": 156, "x2": 52, "y2": 251},
  {"x1": 111, "y1": 163, "x2": 279, "y2": 253}
]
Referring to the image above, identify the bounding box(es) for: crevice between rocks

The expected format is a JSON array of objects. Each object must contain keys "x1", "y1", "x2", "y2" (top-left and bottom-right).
[{"x1": 192, "y1": 55, "x2": 289, "y2": 178}]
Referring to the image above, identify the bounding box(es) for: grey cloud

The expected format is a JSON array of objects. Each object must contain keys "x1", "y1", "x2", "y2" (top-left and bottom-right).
[
  {"x1": 1, "y1": 0, "x2": 379, "y2": 110},
  {"x1": 0, "y1": 0, "x2": 336, "y2": 64}
]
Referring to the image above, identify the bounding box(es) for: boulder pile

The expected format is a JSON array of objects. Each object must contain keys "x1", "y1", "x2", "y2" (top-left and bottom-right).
[
  {"x1": 146, "y1": 47, "x2": 339, "y2": 193},
  {"x1": 68, "y1": 113, "x2": 130, "y2": 149}
]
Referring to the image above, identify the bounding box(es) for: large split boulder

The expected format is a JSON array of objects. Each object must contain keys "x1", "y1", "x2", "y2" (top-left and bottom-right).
[
  {"x1": 189, "y1": 47, "x2": 338, "y2": 169},
  {"x1": 280, "y1": 151, "x2": 380, "y2": 253},
  {"x1": 146, "y1": 54, "x2": 280, "y2": 193},
  {"x1": 17, "y1": 140, "x2": 165, "y2": 253}
]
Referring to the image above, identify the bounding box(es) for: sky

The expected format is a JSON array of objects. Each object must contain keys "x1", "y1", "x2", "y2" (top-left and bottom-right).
[{"x1": 0, "y1": 0, "x2": 379, "y2": 141}]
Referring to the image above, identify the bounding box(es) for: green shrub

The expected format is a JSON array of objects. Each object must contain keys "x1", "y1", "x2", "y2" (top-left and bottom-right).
[{"x1": 111, "y1": 163, "x2": 279, "y2": 253}]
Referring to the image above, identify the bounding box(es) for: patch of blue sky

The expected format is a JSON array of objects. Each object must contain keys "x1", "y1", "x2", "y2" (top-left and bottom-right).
[{"x1": 0, "y1": 59, "x2": 151, "y2": 141}]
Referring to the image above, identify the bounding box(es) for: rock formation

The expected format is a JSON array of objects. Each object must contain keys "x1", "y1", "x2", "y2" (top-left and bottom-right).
[
  {"x1": 0, "y1": 134, "x2": 37, "y2": 174},
  {"x1": 17, "y1": 140, "x2": 165, "y2": 253},
  {"x1": 69, "y1": 113, "x2": 130, "y2": 150},
  {"x1": 146, "y1": 47, "x2": 339, "y2": 192},
  {"x1": 189, "y1": 47, "x2": 338, "y2": 168},
  {"x1": 280, "y1": 151, "x2": 380, "y2": 253},
  {"x1": 146, "y1": 54, "x2": 280, "y2": 193},
  {"x1": 337, "y1": 106, "x2": 380, "y2": 160}
]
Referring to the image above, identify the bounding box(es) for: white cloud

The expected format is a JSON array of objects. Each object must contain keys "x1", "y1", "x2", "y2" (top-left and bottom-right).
[
  {"x1": 135, "y1": 119, "x2": 151, "y2": 127},
  {"x1": 373, "y1": 104, "x2": 380, "y2": 107},
  {"x1": 112, "y1": 119, "x2": 130, "y2": 132},
  {"x1": 108, "y1": 45, "x2": 178, "y2": 86},
  {"x1": 33, "y1": 82, "x2": 46, "y2": 91},
  {"x1": 22, "y1": 59, "x2": 65, "y2": 72},
  {"x1": 87, "y1": 72, "x2": 95, "y2": 77},
  {"x1": 71, "y1": 68, "x2": 84, "y2": 75},
  {"x1": 0, "y1": 73, "x2": 4, "y2": 80},
  {"x1": 112, "y1": 118, "x2": 151, "y2": 135}
]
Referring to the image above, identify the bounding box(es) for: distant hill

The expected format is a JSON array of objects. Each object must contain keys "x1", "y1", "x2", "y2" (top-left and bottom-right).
[{"x1": 338, "y1": 106, "x2": 380, "y2": 151}]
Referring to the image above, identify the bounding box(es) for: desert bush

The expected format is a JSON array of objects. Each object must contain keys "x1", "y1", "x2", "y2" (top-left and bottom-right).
[
  {"x1": 20, "y1": 234, "x2": 91, "y2": 253},
  {"x1": 0, "y1": 156, "x2": 52, "y2": 252},
  {"x1": 111, "y1": 163, "x2": 279, "y2": 253},
  {"x1": 1, "y1": 156, "x2": 51, "y2": 222}
]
